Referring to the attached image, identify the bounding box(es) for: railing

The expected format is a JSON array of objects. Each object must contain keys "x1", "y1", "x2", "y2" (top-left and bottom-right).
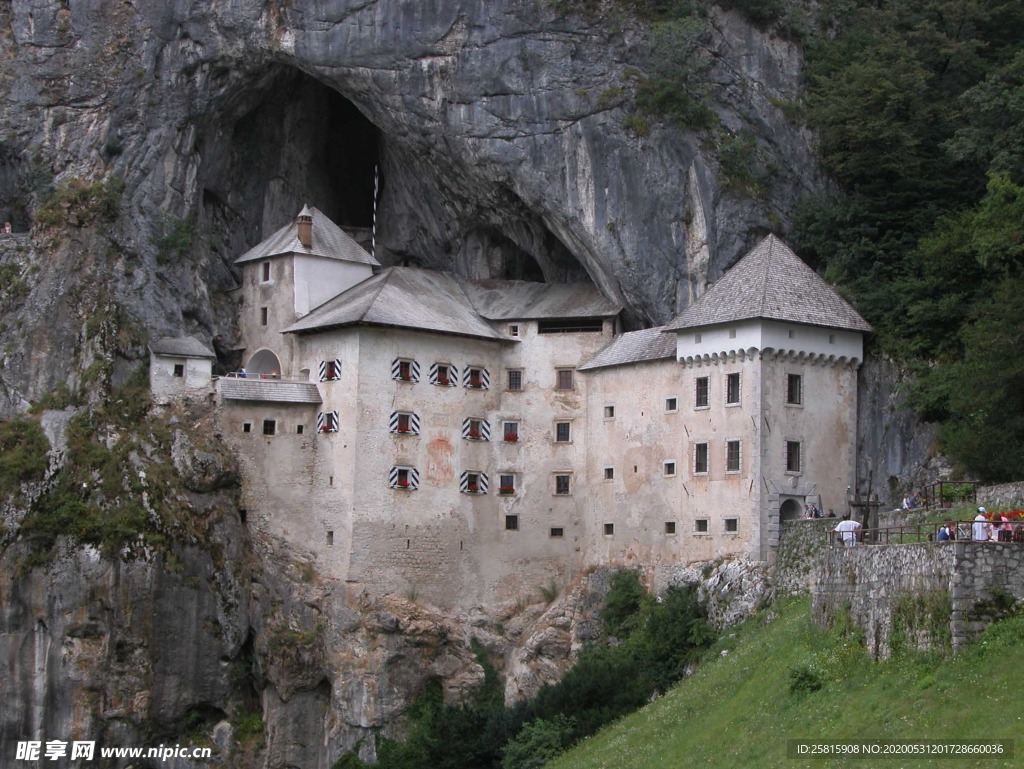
[
  {"x1": 827, "y1": 520, "x2": 1024, "y2": 547},
  {"x1": 219, "y1": 372, "x2": 311, "y2": 382}
]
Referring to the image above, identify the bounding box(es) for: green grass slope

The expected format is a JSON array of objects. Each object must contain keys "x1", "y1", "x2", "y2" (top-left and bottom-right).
[{"x1": 549, "y1": 597, "x2": 1024, "y2": 769}]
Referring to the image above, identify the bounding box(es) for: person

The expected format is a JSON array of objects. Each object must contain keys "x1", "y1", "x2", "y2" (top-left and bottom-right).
[
  {"x1": 826, "y1": 509, "x2": 836, "y2": 518},
  {"x1": 972, "y1": 507, "x2": 991, "y2": 542},
  {"x1": 835, "y1": 514, "x2": 861, "y2": 547},
  {"x1": 998, "y1": 514, "x2": 1013, "y2": 542},
  {"x1": 902, "y1": 496, "x2": 911, "y2": 511},
  {"x1": 238, "y1": 367, "x2": 247, "y2": 378},
  {"x1": 2, "y1": 222, "x2": 10, "y2": 234},
  {"x1": 937, "y1": 522, "x2": 952, "y2": 542}
]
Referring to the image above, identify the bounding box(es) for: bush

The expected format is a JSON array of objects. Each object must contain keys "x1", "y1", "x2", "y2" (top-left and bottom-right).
[
  {"x1": 33, "y1": 176, "x2": 124, "y2": 229},
  {"x1": 788, "y1": 664, "x2": 824, "y2": 695},
  {"x1": 502, "y1": 715, "x2": 576, "y2": 769},
  {"x1": 0, "y1": 418, "x2": 49, "y2": 502}
]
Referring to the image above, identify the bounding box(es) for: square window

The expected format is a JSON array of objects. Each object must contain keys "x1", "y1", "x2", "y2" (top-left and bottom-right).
[
  {"x1": 604, "y1": 523, "x2": 614, "y2": 536},
  {"x1": 786, "y1": 440, "x2": 802, "y2": 473},
  {"x1": 505, "y1": 515, "x2": 519, "y2": 531},
  {"x1": 555, "y1": 474, "x2": 571, "y2": 495},
  {"x1": 503, "y1": 421, "x2": 519, "y2": 442},
  {"x1": 725, "y1": 518, "x2": 739, "y2": 533},
  {"x1": 397, "y1": 413, "x2": 412, "y2": 433},
  {"x1": 260, "y1": 307, "x2": 268, "y2": 326},
  {"x1": 262, "y1": 419, "x2": 276, "y2": 436},
  {"x1": 435, "y1": 364, "x2": 451, "y2": 386},
  {"x1": 694, "y1": 443, "x2": 709, "y2": 474},
  {"x1": 499, "y1": 474, "x2": 516, "y2": 495},
  {"x1": 664, "y1": 461, "x2": 676, "y2": 477},
  {"x1": 173, "y1": 363, "x2": 184, "y2": 377},
  {"x1": 665, "y1": 397, "x2": 677, "y2": 413},
  {"x1": 507, "y1": 370, "x2": 523, "y2": 391},
  {"x1": 261, "y1": 261, "x2": 271, "y2": 282},
  {"x1": 467, "y1": 418, "x2": 484, "y2": 440},
  {"x1": 695, "y1": 519, "x2": 709, "y2": 533},
  {"x1": 398, "y1": 360, "x2": 413, "y2": 381},
  {"x1": 727, "y1": 440, "x2": 741, "y2": 473},
  {"x1": 695, "y1": 377, "x2": 709, "y2": 408},
  {"x1": 468, "y1": 367, "x2": 486, "y2": 388},
  {"x1": 550, "y1": 527, "x2": 564, "y2": 538},
  {"x1": 323, "y1": 360, "x2": 341, "y2": 381},
  {"x1": 242, "y1": 422, "x2": 252, "y2": 433},
  {"x1": 509, "y1": 324, "x2": 519, "y2": 337},
  {"x1": 604, "y1": 467, "x2": 614, "y2": 481},
  {"x1": 555, "y1": 368, "x2": 574, "y2": 390},
  {"x1": 665, "y1": 521, "x2": 676, "y2": 535},
  {"x1": 466, "y1": 472, "x2": 481, "y2": 492},
  {"x1": 555, "y1": 422, "x2": 571, "y2": 443},
  {"x1": 726, "y1": 373, "x2": 741, "y2": 405},
  {"x1": 604, "y1": 405, "x2": 615, "y2": 419},
  {"x1": 786, "y1": 374, "x2": 803, "y2": 405},
  {"x1": 395, "y1": 468, "x2": 411, "y2": 488}
]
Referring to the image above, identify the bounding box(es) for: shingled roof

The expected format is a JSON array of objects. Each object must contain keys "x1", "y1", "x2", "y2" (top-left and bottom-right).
[
  {"x1": 149, "y1": 336, "x2": 216, "y2": 358},
  {"x1": 465, "y1": 280, "x2": 621, "y2": 320},
  {"x1": 235, "y1": 205, "x2": 380, "y2": 267},
  {"x1": 282, "y1": 267, "x2": 510, "y2": 342},
  {"x1": 664, "y1": 235, "x2": 872, "y2": 333},
  {"x1": 219, "y1": 379, "x2": 322, "y2": 404},
  {"x1": 579, "y1": 327, "x2": 677, "y2": 371}
]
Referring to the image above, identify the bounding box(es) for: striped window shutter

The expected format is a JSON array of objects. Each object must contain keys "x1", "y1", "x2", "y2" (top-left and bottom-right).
[
  {"x1": 389, "y1": 466, "x2": 420, "y2": 489},
  {"x1": 459, "y1": 471, "x2": 489, "y2": 494},
  {"x1": 429, "y1": 363, "x2": 458, "y2": 386},
  {"x1": 462, "y1": 418, "x2": 490, "y2": 440},
  {"x1": 389, "y1": 411, "x2": 421, "y2": 434},
  {"x1": 319, "y1": 359, "x2": 342, "y2": 381},
  {"x1": 463, "y1": 367, "x2": 490, "y2": 389},
  {"x1": 317, "y1": 411, "x2": 339, "y2": 432},
  {"x1": 392, "y1": 359, "x2": 420, "y2": 382}
]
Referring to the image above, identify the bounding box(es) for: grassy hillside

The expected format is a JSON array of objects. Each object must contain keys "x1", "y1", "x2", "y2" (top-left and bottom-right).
[{"x1": 549, "y1": 597, "x2": 1023, "y2": 769}]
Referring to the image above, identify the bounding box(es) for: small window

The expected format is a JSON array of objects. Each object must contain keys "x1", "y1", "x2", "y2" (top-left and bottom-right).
[
  {"x1": 296, "y1": 424, "x2": 304, "y2": 435},
  {"x1": 464, "y1": 417, "x2": 489, "y2": 441},
  {"x1": 505, "y1": 515, "x2": 519, "y2": 531},
  {"x1": 242, "y1": 422, "x2": 252, "y2": 433},
  {"x1": 828, "y1": 334, "x2": 835, "y2": 344},
  {"x1": 664, "y1": 461, "x2": 676, "y2": 477},
  {"x1": 399, "y1": 360, "x2": 412, "y2": 381},
  {"x1": 695, "y1": 377, "x2": 709, "y2": 408},
  {"x1": 550, "y1": 527, "x2": 564, "y2": 538},
  {"x1": 466, "y1": 367, "x2": 489, "y2": 389},
  {"x1": 260, "y1": 307, "x2": 268, "y2": 326},
  {"x1": 261, "y1": 261, "x2": 271, "y2": 282},
  {"x1": 786, "y1": 440, "x2": 802, "y2": 473},
  {"x1": 726, "y1": 373, "x2": 741, "y2": 405},
  {"x1": 499, "y1": 474, "x2": 516, "y2": 495},
  {"x1": 317, "y1": 411, "x2": 339, "y2": 433},
  {"x1": 262, "y1": 419, "x2": 276, "y2": 436},
  {"x1": 509, "y1": 324, "x2": 520, "y2": 337},
  {"x1": 555, "y1": 368, "x2": 574, "y2": 390},
  {"x1": 788, "y1": 328, "x2": 795, "y2": 339},
  {"x1": 554, "y1": 474, "x2": 571, "y2": 496},
  {"x1": 665, "y1": 397, "x2": 677, "y2": 413},
  {"x1": 173, "y1": 363, "x2": 184, "y2": 377},
  {"x1": 694, "y1": 442, "x2": 709, "y2": 474},
  {"x1": 604, "y1": 405, "x2": 615, "y2": 419},
  {"x1": 507, "y1": 370, "x2": 523, "y2": 391},
  {"x1": 503, "y1": 421, "x2": 519, "y2": 442},
  {"x1": 786, "y1": 374, "x2": 803, "y2": 406},
  {"x1": 695, "y1": 519, "x2": 709, "y2": 533},
  {"x1": 391, "y1": 466, "x2": 420, "y2": 490},
  {"x1": 320, "y1": 359, "x2": 342, "y2": 382},
  {"x1": 434, "y1": 363, "x2": 452, "y2": 386},
  {"x1": 392, "y1": 358, "x2": 420, "y2": 383},
  {"x1": 462, "y1": 471, "x2": 486, "y2": 494},
  {"x1": 391, "y1": 411, "x2": 420, "y2": 435},
  {"x1": 397, "y1": 413, "x2": 412, "y2": 433},
  {"x1": 604, "y1": 467, "x2": 614, "y2": 481},
  {"x1": 326, "y1": 530, "x2": 334, "y2": 546},
  {"x1": 726, "y1": 440, "x2": 741, "y2": 473},
  {"x1": 604, "y1": 523, "x2": 614, "y2": 536},
  {"x1": 725, "y1": 518, "x2": 739, "y2": 533},
  {"x1": 694, "y1": 333, "x2": 702, "y2": 344},
  {"x1": 665, "y1": 521, "x2": 676, "y2": 535},
  {"x1": 728, "y1": 328, "x2": 736, "y2": 339},
  {"x1": 555, "y1": 421, "x2": 571, "y2": 443}
]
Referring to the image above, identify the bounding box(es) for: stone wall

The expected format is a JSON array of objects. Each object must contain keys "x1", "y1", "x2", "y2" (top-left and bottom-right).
[
  {"x1": 812, "y1": 542, "x2": 1024, "y2": 658},
  {"x1": 978, "y1": 482, "x2": 1024, "y2": 509},
  {"x1": 773, "y1": 518, "x2": 835, "y2": 595}
]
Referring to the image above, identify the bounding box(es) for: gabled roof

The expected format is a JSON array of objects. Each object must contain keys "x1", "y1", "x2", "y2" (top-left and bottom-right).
[
  {"x1": 234, "y1": 205, "x2": 380, "y2": 267},
  {"x1": 579, "y1": 326, "x2": 677, "y2": 371},
  {"x1": 465, "y1": 280, "x2": 621, "y2": 320},
  {"x1": 149, "y1": 336, "x2": 216, "y2": 359},
  {"x1": 664, "y1": 235, "x2": 872, "y2": 333},
  {"x1": 219, "y1": 379, "x2": 322, "y2": 404},
  {"x1": 282, "y1": 267, "x2": 510, "y2": 341}
]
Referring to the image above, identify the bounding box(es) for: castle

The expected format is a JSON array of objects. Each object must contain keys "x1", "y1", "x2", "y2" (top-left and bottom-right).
[{"x1": 151, "y1": 206, "x2": 870, "y2": 608}]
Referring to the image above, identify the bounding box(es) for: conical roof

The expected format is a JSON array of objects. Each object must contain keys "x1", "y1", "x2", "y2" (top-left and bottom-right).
[
  {"x1": 664, "y1": 235, "x2": 871, "y2": 333},
  {"x1": 235, "y1": 205, "x2": 380, "y2": 267}
]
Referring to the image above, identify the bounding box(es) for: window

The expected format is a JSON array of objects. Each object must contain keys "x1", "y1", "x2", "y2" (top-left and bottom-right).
[
  {"x1": 788, "y1": 328, "x2": 795, "y2": 339},
  {"x1": 555, "y1": 368, "x2": 574, "y2": 390},
  {"x1": 538, "y1": 318, "x2": 602, "y2": 333},
  {"x1": 317, "y1": 411, "x2": 339, "y2": 433},
  {"x1": 665, "y1": 521, "x2": 677, "y2": 535},
  {"x1": 242, "y1": 422, "x2": 252, "y2": 434},
  {"x1": 173, "y1": 363, "x2": 184, "y2": 377},
  {"x1": 726, "y1": 373, "x2": 741, "y2": 405},
  {"x1": 392, "y1": 358, "x2": 420, "y2": 383},
  {"x1": 663, "y1": 461, "x2": 676, "y2": 477},
  {"x1": 828, "y1": 334, "x2": 835, "y2": 344},
  {"x1": 431, "y1": 363, "x2": 456, "y2": 386},
  {"x1": 555, "y1": 421, "x2": 571, "y2": 443},
  {"x1": 786, "y1": 374, "x2": 802, "y2": 405},
  {"x1": 320, "y1": 359, "x2": 342, "y2": 382},
  {"x1": 695, "y1": 519, "x2": 709, "y2": 533},
  {"x1": 507, "y1": 369, "x2": 523, "y2": 391},
  {"x1": 465, "y1": 366, "x2": 489, "y2": 389},
  {"x1": 694, "y1": 442, "x2": 709, "y2": 474},
  {"x1": 695, "y1": 377, "x2": 709, "y2": 408},
  {"x1": 509, "y1": 324, "x2": 520, "y2": 337},
  {"x1": 554, "y1": 474, "x2": 571, "y2": 495},
  {"x1": 391, "y1": 411, "x2": 421, "y2": 435},
  {"x1": 604, "y1": 523, "x2": 614, "y2": 536},
  {"x1": 296, "y1": 425, "x2": 304, "y2": 435},
  {"x1": 785, "y1": 440, "x2": 802, "y2": 473},
  {"x1": 499, "y1": 474, "x2": 516, "y2": 495},
  {"x1": 261, "y1": 261, "x2": 271, "y2": 282},
  {"x1": 461, "y1": 471, "x2": 488, "y2": 494},
  {"x1": 726, "y1": 440, "x2": 741, "y2": 473},
  {"x1": 604, "y1": 467, "x2": 614, "y2": 481},
  {"x1": 604, "y1": 405, "x2": 615, "y2": 419},
  {"x1": 550, "y1": 527, "x2": 564, "y2": 538},
  {"x1": 503, "y1": 421, "x2": 519, "y2": 442},
  {"x1": 390, "y1": 466, "x2": 420, "y2": 490},
  {"x1": 725, "y1": 518, "x2": 739, "y2": 533},
  {"x1": 260, "y1": 307, "x2": 268, "y2": 326},
  {"x1": 665, "y1": 397, "x2": 678, "y2": 413},
  {"x1": 463, "y1": 417, "x2": 490, "y2": 441},
  {"x1": 728, "y1": 328, "x2": 736, "y2": 339},
  {"x1": 262, "y1": 419, "x2": 277, "y2": 436},
  {"x1": 694, "y1": 333, "x2": 702, "y2": 344},
  {"x1": 505, "y1": 515, "x2": 519, "y2": 530},
  {"x1": 327, "y1": 530, "x2": 334, "y2": 546}
]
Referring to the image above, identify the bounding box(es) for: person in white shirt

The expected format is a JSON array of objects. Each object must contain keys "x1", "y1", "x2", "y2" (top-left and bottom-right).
[
  {"x1": 835, "y1": 514, "x2": 861, "y2": 546},
  {"x1": 972, "y1": 507, "x2": 992, "y2": 542}
]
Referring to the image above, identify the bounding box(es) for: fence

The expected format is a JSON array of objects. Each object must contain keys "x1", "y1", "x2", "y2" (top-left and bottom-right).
[{"x1": 826, "y1": 520, "x2": 1024, "y2": 547}]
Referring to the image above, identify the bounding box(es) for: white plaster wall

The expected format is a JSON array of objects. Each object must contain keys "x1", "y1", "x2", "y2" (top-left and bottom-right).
[
  {"x1": 238, "y1": 258, "x2": 299, "y2": 376},
  {"x1": 293, "y1": 255, "x2": 374, "y2": 315},
  {"x1": 149, "y1": 354, "x2": 212, "y2": 398},
  {"x1": 676, "y1": 319, "x2": 863, "y2": 364}
]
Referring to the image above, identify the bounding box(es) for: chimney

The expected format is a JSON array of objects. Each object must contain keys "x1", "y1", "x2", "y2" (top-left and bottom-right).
[{"x1": 296, "y1": 205, "x2": 313, "y2": 248}]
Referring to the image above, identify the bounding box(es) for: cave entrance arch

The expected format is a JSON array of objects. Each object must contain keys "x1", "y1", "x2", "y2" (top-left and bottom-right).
[
  {"x1": 779, "y1": 498, "x2": 803, "y2": 523},
  {"x1": 246, "y1": 349, "x2": 283, "y2": 377}
]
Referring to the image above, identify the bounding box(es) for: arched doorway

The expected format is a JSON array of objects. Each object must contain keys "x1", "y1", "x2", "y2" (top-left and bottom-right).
[
  {"x1": 247, "y1": 349, "x2": 282, "y2": 377},
  {"x1": 779, "y1": 498, "x2": 803, "y2": 523}
]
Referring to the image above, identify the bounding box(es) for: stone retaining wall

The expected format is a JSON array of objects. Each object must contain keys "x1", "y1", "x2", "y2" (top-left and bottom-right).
[
  {"x1": 774, "y1": 518, "x2": 835, "y2": 594},
  {"x1": 978, "y1": 482, "x2": 1024, "y2": 509}
]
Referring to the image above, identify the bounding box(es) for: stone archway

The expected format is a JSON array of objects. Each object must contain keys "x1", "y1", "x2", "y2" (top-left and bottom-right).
[
  {"x1": 247, "y1": 349, "x2": 282, "y2": 377},
  {"x1": 779, "y1": 498, "x2": 803, "y2": 523}
]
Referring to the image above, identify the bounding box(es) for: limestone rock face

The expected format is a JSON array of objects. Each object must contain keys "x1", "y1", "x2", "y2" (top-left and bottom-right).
[{"x1": 668, "y1": 558, "x2": 773, "y2": 629}]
